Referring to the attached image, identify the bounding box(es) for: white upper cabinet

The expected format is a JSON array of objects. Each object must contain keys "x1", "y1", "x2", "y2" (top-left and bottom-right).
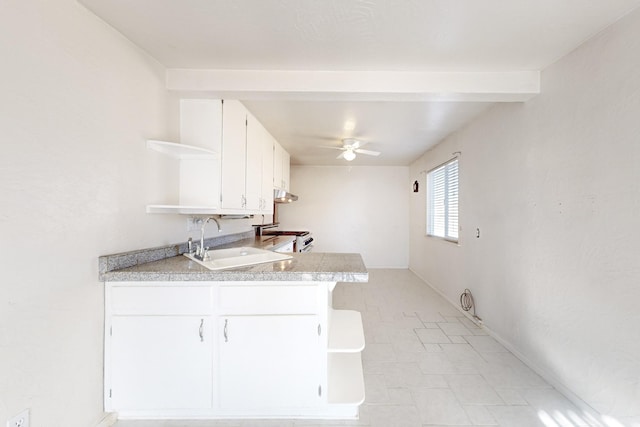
[
  {"x1": 220, "y1": 100, "x2": 248, "y2": 210},
  {"x1": 180, "y1": 99, "x2": 223, "y2": 152},
  {"x1": 274, "y1": 141, "x2": 283, "y2": 190},
  {"x1": 261, "y1": 132, "x2": 275, "y2": 213},
  {"x1": 273, "y1": 141, "x2": 291, "y2": 192},
  {"x1": 245, "y1": 112, "x2": 264, "y2": 212},
  {"x1": 221, "y1": 103, "x2": 277, "y2": 214},
  {"x1": 146, "y1": 99, "x2": 223, "y2": 214},
  {"x1": 146, "y1": 99, "x2": 286, "y2": 215},
  {"x1": 178, "y1": 99, "x2": 223, "y2": 209},
  {"x1": 282, "y1": 149, "x2": 291, "y2": 191},
  {"x1": 246, "y1": 112, "x2": 275, "y2": 214}
]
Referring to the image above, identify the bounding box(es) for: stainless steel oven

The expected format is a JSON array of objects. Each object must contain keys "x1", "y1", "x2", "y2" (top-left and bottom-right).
[
  {"x1": 263, "y1": 230, "x2": 313, "y2": 252},
  {"x1": 295, "y1": 233, "x2": 314, "y2": 252}
]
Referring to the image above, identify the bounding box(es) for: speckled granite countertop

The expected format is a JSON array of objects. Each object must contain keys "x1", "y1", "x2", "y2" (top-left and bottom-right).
[
  {"x1": 102, "y1": 252, "x2": 367, "y2": 283},
  {"x1": 99, "y1": 231, "x2": 368, "y2": 283}
]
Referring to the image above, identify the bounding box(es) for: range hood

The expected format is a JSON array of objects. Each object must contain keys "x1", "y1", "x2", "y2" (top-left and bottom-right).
[{"x1": 274, "y1": 189, "x2": 298, "y2": 203}]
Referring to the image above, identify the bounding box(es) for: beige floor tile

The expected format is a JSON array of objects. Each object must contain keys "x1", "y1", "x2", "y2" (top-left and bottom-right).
[
  {"x1": 494, "y1": 388, "x2": 528, "y2": 405},
  {"x1": 412, "y1": 388, "x2": 472, "y2": 425},
  {"x1": 520, "y1": 389, "x2": 593, "y2": 426},
  {"x1": 416, "y1": 311, "x2": 448, "y2": 323},
  {"x1": 444, "y1": 374, "x2": 504, "y2": 405},
  {"x1": 367, "y1": 405, "x2": 423, "y2": 427},
  {"x1": 362, "y1": 342, "x2": 396, "y2": 362},
  {"x1": 488, "y1": 405, "x2": 547, "y2": 427},
  {"x1": 422, "y1": 322, "x2": 440, "y2": 329},
  {"x1": 392, "y1": 339, "x2": 429, "y2": 360},
  {"x1": 463, "y1": 404, "x2": 499, "y2": 425},
  {"x1": 439, "y1": 321, "x2": 473, "y2": 336},
  {"x1": 449, "y1": 335, "x2": 468, "y2": 344},
  {"x1": 439, "y1": 343, "x2": 487, "y2": 371},
  {"x1": 479, "y1": 354, "x2": 550, "y2": 389},
  {"x1": 418, "y1": 352, "x2": 478, "y2": 375},
  {"x1": 415, "y1": 328, "x2": 452, "y2": 344},
  {"x1": 459, "y1": 317, "x2": 482, "y2": 330},
  {"x1": 465, "y1": 335, "x2": 508, "y2": 353},
  {"x1": 381, "y1": 362, "x2": 448, "y2": 388}
]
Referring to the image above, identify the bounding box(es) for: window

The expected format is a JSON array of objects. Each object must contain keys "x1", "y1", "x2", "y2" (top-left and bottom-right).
[{"x1": 426, "y1": 158, "x2": 459, "y2": 242}]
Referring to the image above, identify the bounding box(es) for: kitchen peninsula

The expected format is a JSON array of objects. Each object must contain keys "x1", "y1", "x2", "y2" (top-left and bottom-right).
[{"x1": 99, "y1": 232, "x2": 368, "y2": 421}]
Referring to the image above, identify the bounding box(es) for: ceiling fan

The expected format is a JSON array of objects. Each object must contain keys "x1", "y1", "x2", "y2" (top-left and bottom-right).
[{"x1": 322, "y1": 138, "x2": 381, "y2": 162}]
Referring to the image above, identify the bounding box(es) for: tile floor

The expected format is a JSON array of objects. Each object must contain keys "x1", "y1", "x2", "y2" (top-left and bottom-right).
[{"x1": 114, "y1": 269, "x2": 635, "y2": 427}]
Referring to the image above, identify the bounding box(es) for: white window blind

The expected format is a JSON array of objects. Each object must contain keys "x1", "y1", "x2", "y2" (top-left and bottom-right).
[{"x1": 427, "y1": 158, "x2": 459, "y2": 242}]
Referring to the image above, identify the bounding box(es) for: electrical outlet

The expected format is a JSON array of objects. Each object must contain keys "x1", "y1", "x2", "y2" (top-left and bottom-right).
[
  {"x1": 186, "y1": 217, "x2": 202, "y2": 232},
  {"x1": 7, "y1": 409, "x2": 29, "y2": 427}
]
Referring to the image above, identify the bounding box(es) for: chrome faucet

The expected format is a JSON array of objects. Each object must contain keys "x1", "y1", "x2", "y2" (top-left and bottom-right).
[{"x1": 195, "y1": 217, "x2": 222, "y2": 260}]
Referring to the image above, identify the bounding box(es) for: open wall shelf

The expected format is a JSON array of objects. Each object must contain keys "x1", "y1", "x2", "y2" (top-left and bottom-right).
[
  {"x1": 146, "y1": 140, "x2": 218, "y2": 159},
  {"x1": 145, "y1": 205, "x2": 220, "y2": 214},
  {"x1": 326, "y1": 309, "x2": 365, "y2": 408}
]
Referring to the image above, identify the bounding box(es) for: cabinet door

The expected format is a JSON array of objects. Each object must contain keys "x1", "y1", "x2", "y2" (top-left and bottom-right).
[
  {"x1": 273, "y1": 141, "x2": 284, "y2": 190},
  {"x1": 221, "y1": 100, "x2": 247, "y2": 209},
  {"x1": 245, "y1": 113, "x2": 264, "y2": 211},
  {"x1": 109, "y1": 316, "x2": 212, "y2": 410},
  {"x1": 282, "y1": 149, "x2": 291, "y2": 191},
  {"x1": 218, "y1": 315, "x2": 321, "y2": 409},
  {"x1": 180, "y1": 99, "x2": 223, "y2": 152},
  {"x1": 273, "y1": 142, "x2": 290, "y2": 192},
  {"x1": 261, "y1": 133, "x2": 275, "y2": 213},
  {"x1": 178, "y1": 99, "x2": 223, "y2": 207}
]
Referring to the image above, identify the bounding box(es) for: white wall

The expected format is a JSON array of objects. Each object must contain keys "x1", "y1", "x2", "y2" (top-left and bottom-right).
[
  {"x1": 278, "y1": 166, "x2": 409, "y2": 268},
  {"x1": 410, "y1": 7, "x2": 640, "y2": 419},
  {"x1": 0, "y1": 2, "x2": 232, "y2": 426}
]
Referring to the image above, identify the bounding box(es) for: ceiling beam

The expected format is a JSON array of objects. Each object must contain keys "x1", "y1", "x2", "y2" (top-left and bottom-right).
[{"x1": 166, "y1": 69, "x2": 539, "y2": 102}]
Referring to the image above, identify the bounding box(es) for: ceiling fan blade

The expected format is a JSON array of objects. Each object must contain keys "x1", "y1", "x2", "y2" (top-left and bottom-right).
[
  {"x1": 354, "y1": 149, "x2": 381, "y2": 156},
  {"x1": 342, "y1": 138, "x2": 366, "y2": 150},
  {"x1": 336, "y1": 152, "x2": 346, "y2": 160},
  {"x1": 295, "y1": 134, "x2": 340, "y2": 142},
  {"x1": 319, "y1": 145, "x2": 346, "y2": 151}
]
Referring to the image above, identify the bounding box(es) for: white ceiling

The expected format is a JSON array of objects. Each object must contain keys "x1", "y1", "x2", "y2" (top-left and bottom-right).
[{"x1": 80, "y1": 0, "x2": 640, "y2": 165}]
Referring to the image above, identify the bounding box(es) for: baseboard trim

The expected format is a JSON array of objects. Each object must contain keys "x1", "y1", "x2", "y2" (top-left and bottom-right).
[
  {"x1": 96, "y1": 412, "x2": 118, "y2": 427},
  {"x1": 408, "y1": 267, "x2": 601, "y2": 418}
]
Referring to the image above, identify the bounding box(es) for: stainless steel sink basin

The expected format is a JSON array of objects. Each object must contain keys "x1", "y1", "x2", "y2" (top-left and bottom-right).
[{"x1": 184, "y1": 247, "x2": 292, "y2": 270}]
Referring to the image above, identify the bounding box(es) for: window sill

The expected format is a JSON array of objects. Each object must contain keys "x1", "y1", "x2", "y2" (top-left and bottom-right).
[{"x1": 426, "y1": 234, "x2": 460, "y2": 245}]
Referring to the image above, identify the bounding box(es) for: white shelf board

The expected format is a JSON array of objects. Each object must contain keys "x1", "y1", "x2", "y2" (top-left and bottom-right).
[
  {"x1": 147, "y1": 140, "x2": 218, "y2": 159},
  {"x1": 327, "y1": 353, "x2": 365, "y2": 406},
  {"x1": 328, "y1": 310, "x2": 365, "y2": 353},
  {"x1": 146, "y1": 205, "x2": 220, "y2": 215}
]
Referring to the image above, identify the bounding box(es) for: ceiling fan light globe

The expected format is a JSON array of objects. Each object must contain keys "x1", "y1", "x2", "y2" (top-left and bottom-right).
[{"x1": 343, "y1": 150, "x2": 356, "y2": 161}]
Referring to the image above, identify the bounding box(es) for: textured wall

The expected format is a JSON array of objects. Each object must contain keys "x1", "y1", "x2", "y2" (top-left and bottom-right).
[
  {"x1": 0, "y1": 1, "x2": 183, "y2": 426},
  {"x1": 409, "y1": 7, "x2": 640, "y2": 419},
  {"x1": 278, "y1": 166, "x2": 409, "y2": 268}
]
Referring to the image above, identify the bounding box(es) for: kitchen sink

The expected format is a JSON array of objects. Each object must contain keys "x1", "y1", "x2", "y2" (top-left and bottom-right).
[{"x1": 184, "y1": 247, "x2": 292, "y2": 270}]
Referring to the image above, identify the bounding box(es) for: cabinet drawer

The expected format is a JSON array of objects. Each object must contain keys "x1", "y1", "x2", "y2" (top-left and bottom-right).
[
  {"x1": 218, "y1": 285, "x2": 318, "y2": 314},
  {"x1": 110, "y1": 286, "x2": 213, "y2": 315}
]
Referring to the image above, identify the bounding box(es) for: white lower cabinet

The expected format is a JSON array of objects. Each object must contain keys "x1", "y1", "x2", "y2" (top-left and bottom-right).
[
  {"x1": 109, "y1": 316, "x2": 213, "y2": 411},
  {"x1": 217, "y1": 315, "x2": 321, "y2": 410},
  {"x1": 105, "y1": 281, "x2": 364, "y2": 420}
]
